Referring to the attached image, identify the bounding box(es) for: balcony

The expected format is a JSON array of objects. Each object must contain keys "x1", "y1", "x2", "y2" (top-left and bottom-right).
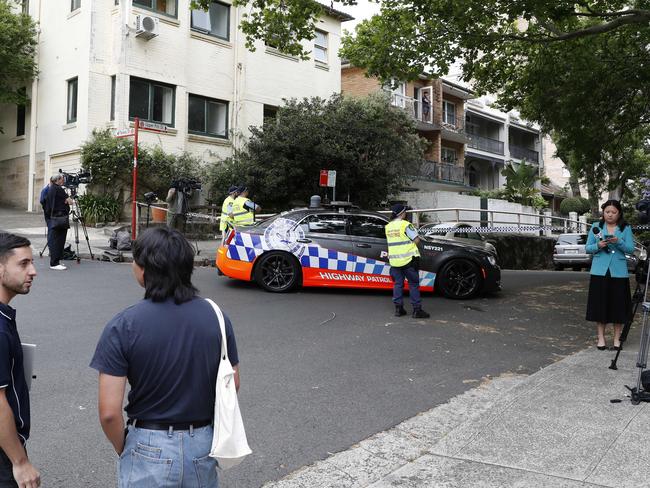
[
  {"x1": 420, "y1": 160, "x2": 465, "y2": 185},
  {"x1": 389, "y1": 93, "x2": 434, "y2": 125},
  {"x1": 467, "y1": 133, "x2": 505, "y2": 155},
  {"x1": 509, "y1": 144, "x2": 539, "y2": 163}
]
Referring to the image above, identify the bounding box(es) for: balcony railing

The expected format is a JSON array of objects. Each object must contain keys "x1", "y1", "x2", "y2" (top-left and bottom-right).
[
  {"x1": 440, "y1": 114, "x2": 465, "y2": 133},
  {"x1": 389, "y1": 93, "x2": 433, "y2": 124},
  {"x1": 420, "y1": 160, "x2": 465, "y2": 184},
  {"x1": 509, "y1": 144, "x2": 539, "y2": 163},
  {"x1": 467, "y1": 133, "x2": 505, "y2": 155}
]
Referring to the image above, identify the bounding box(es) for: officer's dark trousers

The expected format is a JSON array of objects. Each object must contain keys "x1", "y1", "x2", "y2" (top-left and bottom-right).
[{"x1": 390, "y1": 265, "x2": 422, "y2": 309}]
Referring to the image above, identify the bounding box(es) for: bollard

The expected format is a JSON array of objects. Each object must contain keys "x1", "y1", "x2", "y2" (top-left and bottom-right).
[
  {"x1": 543, "y1": 210, "x2": 552, "y2": 237},
  {"x1": 569, "y1": 211, "x2": 578, "y2": 232}
]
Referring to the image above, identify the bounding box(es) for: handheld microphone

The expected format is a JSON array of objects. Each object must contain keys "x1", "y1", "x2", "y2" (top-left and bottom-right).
[{"x1": 593, "y1": 227, "x2": 602, "y2": 240}]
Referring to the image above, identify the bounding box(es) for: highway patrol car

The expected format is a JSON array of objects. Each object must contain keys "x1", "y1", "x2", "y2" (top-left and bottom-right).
[{"x1": 216, "y1": 204, "x2": 501, "y2": 299}]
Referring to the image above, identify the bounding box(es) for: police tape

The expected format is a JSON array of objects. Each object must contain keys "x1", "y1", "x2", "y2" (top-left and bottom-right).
[{"x1": 419, "y1": 223, "x2": 650, "y2": 235}]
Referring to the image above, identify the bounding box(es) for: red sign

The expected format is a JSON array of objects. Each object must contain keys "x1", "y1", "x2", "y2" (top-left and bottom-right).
[{"x1": 319, "y1": 170, "x2": 328, "y2": 187}]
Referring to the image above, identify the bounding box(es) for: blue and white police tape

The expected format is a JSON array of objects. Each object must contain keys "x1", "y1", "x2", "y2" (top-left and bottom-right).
[{"x1": 419, "y1": 224, "x2": 650, "y2": 235}]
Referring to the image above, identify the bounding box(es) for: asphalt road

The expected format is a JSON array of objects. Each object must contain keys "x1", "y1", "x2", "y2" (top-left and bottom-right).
[{"x1": 14, "y1": 261, "x2": 595, "y2": 487}]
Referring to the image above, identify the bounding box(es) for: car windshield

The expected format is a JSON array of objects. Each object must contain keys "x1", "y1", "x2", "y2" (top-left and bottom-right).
[{"x1": 557, "y1": 234, "x2": 587, "y2": 245}]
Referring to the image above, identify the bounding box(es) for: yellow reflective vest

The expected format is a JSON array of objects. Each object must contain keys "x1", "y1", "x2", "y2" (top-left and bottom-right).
[
  {"x1": 232, "y1": 196, "x2": 254, "y2": 226},
  {"x1": 220, "y1": 195, "x2": 236, "y2": 231},
  {"x1": 385, "y1": 219, "x2": 420, "y2": 267}
]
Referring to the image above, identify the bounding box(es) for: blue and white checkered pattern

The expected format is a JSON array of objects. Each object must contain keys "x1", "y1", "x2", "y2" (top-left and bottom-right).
[
  {"x1": 227, "y1": 232, "x2": 436, "y2": 287},
  {"x1": 299, "y1": 245, "x2": 391, "y2": 275}
]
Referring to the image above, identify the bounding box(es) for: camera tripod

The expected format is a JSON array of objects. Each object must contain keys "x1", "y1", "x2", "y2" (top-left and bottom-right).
[
  {"x1": 623, "y1": 252, "x2": 650, "y2": 403},
  {"x1": 69, "y1": 196, "x2": 94, "y2": 262}
]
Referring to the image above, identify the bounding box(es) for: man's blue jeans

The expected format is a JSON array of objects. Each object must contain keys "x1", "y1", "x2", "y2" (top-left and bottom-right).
[
  {"x1": 390, "y1": 265, "x2": 421, "y2": 308},
  {"x1": 118, "y1": 425, "x2": 218, "y2": 488}
]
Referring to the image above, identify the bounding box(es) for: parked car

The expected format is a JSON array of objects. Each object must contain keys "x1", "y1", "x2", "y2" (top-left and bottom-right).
[
  {"x1": 217, "y1": 204, "x2": 501, "y2": 299},
  {"x1": 553, "y1": 233, "x2": 647, "y2": 272},
  {"x1": 419, "y1": 222, "x2": 497, "y2": 255}
]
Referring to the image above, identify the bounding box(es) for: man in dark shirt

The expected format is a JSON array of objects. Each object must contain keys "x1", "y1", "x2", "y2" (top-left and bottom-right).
[
  {"x1": 0, "y1": 233, "x2": 40, "y2": 488},
  {"x1": 90, "y1": 227, "x2": 239, "y2": 488},
  {"x1": 44, "y1": 174, "x2": 72, "y2": 271}
]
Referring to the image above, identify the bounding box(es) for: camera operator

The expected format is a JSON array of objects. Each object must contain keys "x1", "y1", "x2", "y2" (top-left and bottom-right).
[
  {"x1": 44, "y1": 174, "x2": 73, "y2": 271},
  {"x1": 165, "y1": 184, "x2": 189, "y2": 232}
]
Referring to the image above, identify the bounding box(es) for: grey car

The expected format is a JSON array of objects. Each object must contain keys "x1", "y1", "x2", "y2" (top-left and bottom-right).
[{"x1": 553, "y1": 233, "x2": 647, "y2": 272}]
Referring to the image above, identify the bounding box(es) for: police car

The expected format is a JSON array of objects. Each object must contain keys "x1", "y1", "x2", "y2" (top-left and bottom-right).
[{"x1": 216, "y1": 203, "x2": 501, "y2": 299}]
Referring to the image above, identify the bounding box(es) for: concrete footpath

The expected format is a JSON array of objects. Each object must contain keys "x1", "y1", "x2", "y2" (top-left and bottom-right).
[
  {"x1": 263, "y1": 348, "x2": 650, "y2": 488},
  {"x1": 0, "y1": 207, "x2": 219, "y2": 265}
]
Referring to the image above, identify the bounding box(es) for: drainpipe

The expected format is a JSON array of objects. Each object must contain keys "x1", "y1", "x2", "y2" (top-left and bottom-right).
[
  {"x1": 27, "y1": 0, "x2": 42, "y2": 212},
  {"x1": 232, "y1": 5, "x2": 242, "y2": 150}
]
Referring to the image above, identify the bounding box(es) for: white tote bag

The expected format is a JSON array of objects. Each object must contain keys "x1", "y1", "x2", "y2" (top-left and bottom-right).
[{"x1": 205, "y1": 299, "x2": 252, "y2": 469}]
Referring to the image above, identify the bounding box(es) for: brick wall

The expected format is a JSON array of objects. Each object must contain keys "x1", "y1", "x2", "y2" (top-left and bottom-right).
[{"x1": 341, "y1": 67, "x2": 382, "y2": 97}]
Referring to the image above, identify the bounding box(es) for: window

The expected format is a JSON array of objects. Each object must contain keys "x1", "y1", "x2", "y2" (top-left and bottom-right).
[
  {"x1": 22, "y1": 0, "x2": 29, "y2": 14},
  {"x1": 348, "y1": 216, "x2": 387, "y2": 239},
  {"x1": 191, "y1": 1, "x2": 229, "y2": 40},
  {"x1": 16, "y1": 104, "x2": 26, "y2": 137},
  {"x1": 129, "y1": 77, "x2": 175, "y2": 125},
  {"x1": 188, "y1": 94, "x2": 228, "y2": 138},
  {"x1": 133, "y1": 0, "x2": 177, "y2": 17},
  {"x1": 300, "y1": 214, "x2": 347, "y2": 235},
  {"x1": 442, "y1": 100, "x2": 456, "y2": 125},
  {"x1": 66, "y1": 77, "x2": 78, "y2": 124},
  {"x1": 263, "y1": 105, "x2": 278, "y2": 124},
  {"x1": 441, "y1": 147, "x2": 457, "y2": 164},
  {"x1": 71, "y1": 0, "x2": 80, "y2": 11},
  {"x1": 314, "y1": 30, "x2": 328, "y2": 63},
  {"x1": 110, "y1": 76, "x2": 116, "y2": 121}
]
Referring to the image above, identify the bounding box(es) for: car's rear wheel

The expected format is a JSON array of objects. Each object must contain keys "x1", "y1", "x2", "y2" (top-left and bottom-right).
[
  {"x1": 255, "y1": 251, "x2": 301, "y2": 292},
  {"x1": 436, "y1": 259, "x2": 481, "y2": 299}
]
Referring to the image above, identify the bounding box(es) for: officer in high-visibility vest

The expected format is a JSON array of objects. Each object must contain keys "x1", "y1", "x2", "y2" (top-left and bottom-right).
[
  {"x1": 220, "y1": 185, "x2": 239, "y2": 241},
  {"x1": 232, "y1": 186, "x2": 261, "y2": 226},
  {"x1": 385, "y1": 204, "x2": 430, "y2": 318}
]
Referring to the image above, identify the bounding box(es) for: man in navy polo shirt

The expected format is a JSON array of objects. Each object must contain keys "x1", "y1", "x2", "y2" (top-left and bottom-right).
[
  {"x1": 90, "y1": 227, "x2": 239, "y2": 488},
  {"x1": 0, "y1": 233, "x2": 40, "y2": 488}
]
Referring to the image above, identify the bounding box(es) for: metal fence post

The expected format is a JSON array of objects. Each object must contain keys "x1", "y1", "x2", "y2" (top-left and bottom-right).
[{"x1": 543, "y1": 210, "x2": 552, "y2": 237}]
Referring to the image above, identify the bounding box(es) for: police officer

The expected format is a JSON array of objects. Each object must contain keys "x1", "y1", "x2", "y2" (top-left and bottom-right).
[
  {"x1": 220, "y1": 186, "x2": 239, "y2": 241},
  {"x1": 385, "y1": 204, "x2": 429, "y2": 318},
  {"x1": 232, "y1": 186, "x2": 261, "y2": 226}
]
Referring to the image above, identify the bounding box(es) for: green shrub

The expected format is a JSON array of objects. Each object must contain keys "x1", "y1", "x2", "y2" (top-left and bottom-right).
[
  {"x1": 560, "y1": 196, "x2": 590, "y2": 215},
  {"x1": 77, "y1": 194, "x2": 121, "y2": 224}
]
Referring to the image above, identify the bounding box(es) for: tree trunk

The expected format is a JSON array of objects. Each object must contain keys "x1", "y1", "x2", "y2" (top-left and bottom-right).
[{"x1": 569, "y1": 172, "x2": 581, "y2": 197}]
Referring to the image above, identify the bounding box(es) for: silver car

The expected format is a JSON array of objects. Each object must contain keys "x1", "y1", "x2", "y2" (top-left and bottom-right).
[{"x1": 553, "y1": 233, "x2": 647, "y2": 272}]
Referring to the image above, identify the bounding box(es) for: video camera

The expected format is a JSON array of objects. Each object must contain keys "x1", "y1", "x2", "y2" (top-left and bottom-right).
[
  {"x1": 171, "y1": 178, "x2": 202, "y2": 194},
  {"x1": 59, "y1": 169, "x2": 92, "y2": 189}
]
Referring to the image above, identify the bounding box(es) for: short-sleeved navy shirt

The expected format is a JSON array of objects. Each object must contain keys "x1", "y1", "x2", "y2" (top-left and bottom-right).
[
  {"x1": 90, "y1": 296, "x2": 239, "y2": 422},
  {"x1": 0, "y1": 303, "x2": 30, "y2": 444}
]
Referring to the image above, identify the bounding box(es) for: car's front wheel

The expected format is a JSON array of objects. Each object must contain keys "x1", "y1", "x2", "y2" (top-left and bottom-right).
[
  {"x1": 255, "y1": 251, "x2": 301, "y2": 292},
  {"x1": 436, "y1": 259, "x2": 481, "y2": 299}
]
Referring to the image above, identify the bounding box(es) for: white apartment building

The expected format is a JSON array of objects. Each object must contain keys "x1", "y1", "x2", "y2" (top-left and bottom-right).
[{"x1": 0, "y1": 0, "x2": 351, "y2": 211}]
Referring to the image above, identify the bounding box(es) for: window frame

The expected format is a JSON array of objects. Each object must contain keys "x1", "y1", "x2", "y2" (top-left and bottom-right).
[
  {"x1": 128, "y1": 76, "x2": 176, "y2": 127},
  {"x1": 110, "y1": 75, "x2": 116, "y2": 121},
  {"x1": 190, "y1": 1, "x2": 230, "y2": 41},
  {"x1": 187, "y1": 93, "x2": 229, "y2": 139},
  {"x1": 442, "y1": 100, "x2": 456, "y2": 125},
  {"x1": 298, "y1": 214, "x2": 349, "y2": 236},
  {"x1": 347, "y1": 215, "x2": 388, "y2": 240},
  {"x1": 314, "y1": 29, "x2": 328, "y2": 64},
  {"x1": 66, "y1": 77, "x2": 78, "y2": 124},
  {"x1": 70, "y1": 0, "x2": 80, "y2": 11},
  {"x1": 132, "y1": 0, "x2": 178, "y2": 18},
  {"x1": 441, "y1": 147, "x2": 457, "y2": 164}
]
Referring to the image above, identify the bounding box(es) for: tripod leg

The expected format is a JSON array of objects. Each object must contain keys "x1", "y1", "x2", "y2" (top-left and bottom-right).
[
  {"x1": 632, "y1": 304, "x2": 650, "y2": 401},
  {"x1": 78, "y1": 217, "x2": 94, "y2": 260}
]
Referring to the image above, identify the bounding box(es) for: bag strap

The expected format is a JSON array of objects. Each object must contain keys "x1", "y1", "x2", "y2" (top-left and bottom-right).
[{"x1": 205, "y1": 298, "x2": 228, "y2": 359}]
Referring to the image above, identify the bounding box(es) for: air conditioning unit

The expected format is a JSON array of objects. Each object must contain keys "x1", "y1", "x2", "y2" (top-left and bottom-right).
[{"x1": 135, "y1": 14, "x2": 159, "y2": 40}]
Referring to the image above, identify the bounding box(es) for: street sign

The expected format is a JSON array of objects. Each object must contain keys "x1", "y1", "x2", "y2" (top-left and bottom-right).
[
  {"x1": 113, "y1": 128, "x2": 135, "y2": 138},
  {"x1": 327, "y1": 170, "x2": 336, "y2": 187},
  {"x1": 319, "y1": 169, "x2": 336, "y2": 187},
  {"x1": 138, "y1": 120, "x2": 168, "y2": 132}
]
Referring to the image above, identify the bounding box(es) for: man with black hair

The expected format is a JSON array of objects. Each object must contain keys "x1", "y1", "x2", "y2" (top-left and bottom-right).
[
  {"x1": 90, "y1": 227, "x2": 240, "y2": 488},
  {"x1": 0, "y1": 233, "x2": 40, "y2": 488},
  {"x1": 44, "y1": 174, "x2": 73, "y2": 271}
]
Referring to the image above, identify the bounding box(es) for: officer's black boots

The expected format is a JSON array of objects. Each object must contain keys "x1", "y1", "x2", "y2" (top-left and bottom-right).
[
  {"x1": 395, "y1": 305, "x2": 407, "y2": 317},
  {"x1": 412, "y1": 308, "x2": 430, "y2": 319}
]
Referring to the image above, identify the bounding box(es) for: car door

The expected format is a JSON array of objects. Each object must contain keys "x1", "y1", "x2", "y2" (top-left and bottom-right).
[{"x1": 347, "y1": 214, "x2": 389, "y2": 262}]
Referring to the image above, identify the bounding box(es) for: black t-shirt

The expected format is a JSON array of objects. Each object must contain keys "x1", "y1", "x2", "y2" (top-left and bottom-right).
[
  {"x1": 46, "y1": 185, "x2": 69, "y2": 217},
  {"x1": 89, "y1": 296, "x2": 239, "y2": 422},
  {"x1": 0, "y1": 303, "x2": 30, "y2": 444}
]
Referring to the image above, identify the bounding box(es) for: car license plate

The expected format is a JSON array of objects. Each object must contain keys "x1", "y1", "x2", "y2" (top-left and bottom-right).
[{"x1": 566, "y1": 249, "x2": 579, "y2": 254}]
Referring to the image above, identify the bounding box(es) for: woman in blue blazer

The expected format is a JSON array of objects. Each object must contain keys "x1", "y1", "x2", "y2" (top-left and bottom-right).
[{"x1": 585, "y1": 200, "x2": 634, "y2": 350}]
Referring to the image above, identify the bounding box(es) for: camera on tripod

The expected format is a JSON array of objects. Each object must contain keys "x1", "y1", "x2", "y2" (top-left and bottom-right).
[
  {"x1": 170, "y1": 178, "x2": 201, "y2": 195},
  {"x1": 59, "y1": 169, "x2": 92, "y2": 195}
]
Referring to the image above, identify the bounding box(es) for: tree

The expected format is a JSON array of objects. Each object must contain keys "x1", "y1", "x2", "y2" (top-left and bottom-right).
[
  {"x1": 0, "y1": 1, "x2": 37, "y2": 107},
  {"x1": 204, "y1": 93, "x2": 427, "y2": 209},
  {"x1": 501, "y1": 161, "x2": 546, "y2": 209}
]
